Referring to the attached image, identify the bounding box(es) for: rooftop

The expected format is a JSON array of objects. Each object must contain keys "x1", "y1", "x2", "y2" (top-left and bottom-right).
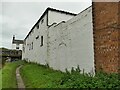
[
  {"x1": 24, "y1": 7, "x2": 77, "y2": 40},
  {"x1": 12, "y1": 40, "x2": 24, "y2": 44}
]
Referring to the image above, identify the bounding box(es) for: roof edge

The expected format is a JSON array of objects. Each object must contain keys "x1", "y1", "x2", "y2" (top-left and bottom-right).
[{"x1": 24, "y1": 7, "x2": 77, "y2": 40}]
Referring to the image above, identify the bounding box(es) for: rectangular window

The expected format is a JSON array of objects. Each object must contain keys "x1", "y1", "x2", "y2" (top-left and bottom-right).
[
  {"x1": 28, "y1": 44, "x2": 30, "y2": 50},
  {"x1": 16, "y1": 47, "x2": 19, "y2": 49},
  {"x1": 36, "y1": 24, "x2": 39, "y2": 29},
  {"x1": 36, "y1": 35, "x2": 39, "y2": 39},
  {"x1": 32, "y1": 42, "x2": 33, "y2": 49},
  {"x1": 41, "y1": 36, "x2": 43, "y2": 46},
  {"x1": 16, "y1": 44, "x2": 19, "y2": 49},
  {"x1": 41, "y1": 19, "x2": 44, "y2": 24},
  {"x1": 23, "y1": 46, "x2": 25, "y2": 52}
]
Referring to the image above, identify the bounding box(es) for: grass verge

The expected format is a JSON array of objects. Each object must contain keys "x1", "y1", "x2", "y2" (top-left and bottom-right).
[
  {"x1": 3, "y1": 60, "x2": 119, "y2": 88},
  {"x1": 2, "y1": 60, "x2": 24, "y2": 88},
  {"x1": 21, "y1": 62, "x2": 120, "y2": 88},
  {"x1": 20, "y1": 62, "x2": 64, "y2": 88}
]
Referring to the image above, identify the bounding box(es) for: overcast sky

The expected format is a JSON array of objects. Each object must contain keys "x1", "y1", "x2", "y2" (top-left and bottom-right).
[{"x1": 1, "y1": 0, "x2": 92, "y2": 49}]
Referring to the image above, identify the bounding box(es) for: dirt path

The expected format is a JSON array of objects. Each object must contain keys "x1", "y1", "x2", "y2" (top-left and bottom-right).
[{"x1": 16, "y1": 65, "x2": 25, "y2": 90}]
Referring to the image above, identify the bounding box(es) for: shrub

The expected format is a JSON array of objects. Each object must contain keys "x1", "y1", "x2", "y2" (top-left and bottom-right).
[{"x1": 57, "y1": 67, "x2": 120, "y2": 88}]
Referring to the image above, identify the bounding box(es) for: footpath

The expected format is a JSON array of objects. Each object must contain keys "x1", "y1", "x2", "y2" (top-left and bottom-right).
[{"x1": 16, "y1": 65, "x2": 25, "y2": 90}]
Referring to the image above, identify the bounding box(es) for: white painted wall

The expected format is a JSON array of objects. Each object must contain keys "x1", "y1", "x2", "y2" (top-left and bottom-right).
[
  {"x1": 48, "y1": 10, "x2": 75, "y2": 25},
  {"x1": 22, "y1": 14, "x2": 48, "y2": 65},
  {"x1": 12, "y1": 44, "x2": 23, "y2": 50},
  {"x1": 48, "y1": 7, "x2": 94, "y2": 73},
  {"x1": 22, "y1": 7, "x2": 94, "y2": 73},
  {"x1": 12, "y1": 44, "x2": 16, "y2": 49}
]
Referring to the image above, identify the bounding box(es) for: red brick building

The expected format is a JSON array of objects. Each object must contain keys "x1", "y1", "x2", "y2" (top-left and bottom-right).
[{"x1": 92, "y1": 1, "x2": 120, "y2": 73}]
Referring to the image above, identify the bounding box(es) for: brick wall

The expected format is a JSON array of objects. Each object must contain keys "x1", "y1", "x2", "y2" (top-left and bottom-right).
[{"x1": 92, "y1": 2, "x2": 120, "y2": 73}]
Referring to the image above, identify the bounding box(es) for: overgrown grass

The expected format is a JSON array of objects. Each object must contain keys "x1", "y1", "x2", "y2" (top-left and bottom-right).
[
  {"x1": 2, "y1": 60, "x2": 24, "y2": 88},
  {"x1": 20, "y1": 62, "x2": 64, "y2": 88},
  {"x1": 21, "y1": 61, "x2": 120, "y2": 88}
]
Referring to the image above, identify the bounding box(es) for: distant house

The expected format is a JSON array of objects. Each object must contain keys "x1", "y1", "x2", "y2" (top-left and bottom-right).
[{"x1": 12, "y1": 35, "x2": 23, "y2": 50}]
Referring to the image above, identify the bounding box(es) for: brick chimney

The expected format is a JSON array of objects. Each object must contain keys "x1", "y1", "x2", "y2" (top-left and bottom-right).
[{"x1": 92, "y1": 1, "x2": 120, "y2": 73}]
